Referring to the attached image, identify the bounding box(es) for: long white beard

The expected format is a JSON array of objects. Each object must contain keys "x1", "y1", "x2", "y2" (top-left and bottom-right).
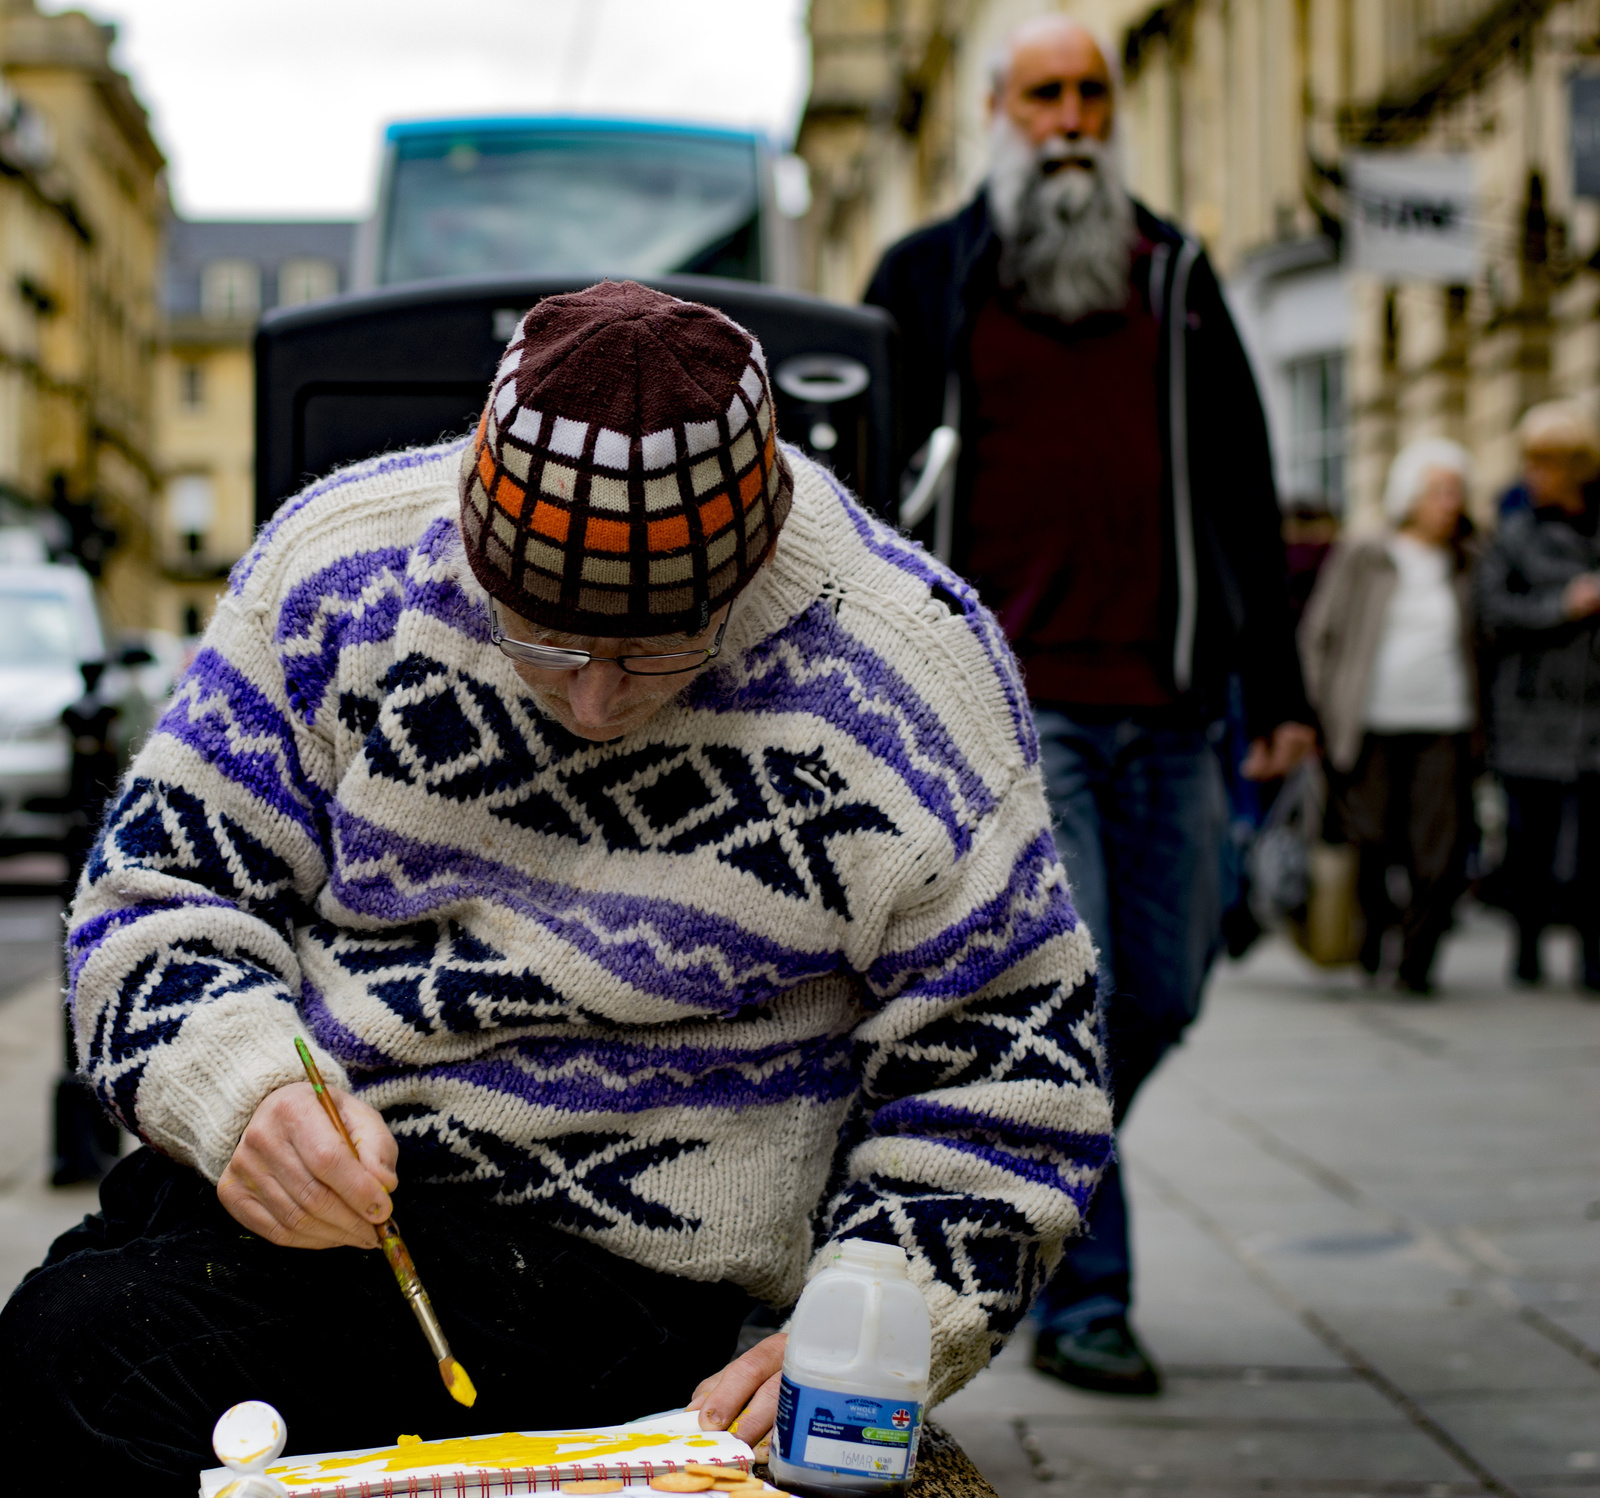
[{"x1": 987, "y1": 119, "x2": 1136, "y2": 323}]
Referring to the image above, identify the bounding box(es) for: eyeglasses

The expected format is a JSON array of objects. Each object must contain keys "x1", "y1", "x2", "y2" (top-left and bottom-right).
[{"x1": 490, "y1": 604, "x2": 731, "y2": 677}]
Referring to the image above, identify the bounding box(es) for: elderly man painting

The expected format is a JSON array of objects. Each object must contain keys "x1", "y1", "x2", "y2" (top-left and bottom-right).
[
  {"x1": 0, "y1": 282, "x2": 1109, "y2": 1487},
  {"x1": 866, "y1": 18, "x2": 1313, "y2": 1394}
]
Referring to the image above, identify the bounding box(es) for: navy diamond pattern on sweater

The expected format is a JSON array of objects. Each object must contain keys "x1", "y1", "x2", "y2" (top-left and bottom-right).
[
  {"x1": 318, "y1": 919, "x2": 575, "y2": 1035},
  {"x1": 91, "y1": 778, "x2": 302, "y2": 935}
]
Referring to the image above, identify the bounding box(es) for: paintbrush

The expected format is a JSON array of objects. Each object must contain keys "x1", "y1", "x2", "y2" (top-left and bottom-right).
[{"x1": 295, "y1": 1036, "x2": 477, "y2": 1408}]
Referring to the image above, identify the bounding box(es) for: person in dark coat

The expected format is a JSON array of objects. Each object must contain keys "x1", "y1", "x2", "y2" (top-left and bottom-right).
[
  {"x1": 1478, "y1": 403, "x2": 1600, "y2": 991},
  {"x1": 864, "y1": 14, "x2": 1314, "y2": 1396}
]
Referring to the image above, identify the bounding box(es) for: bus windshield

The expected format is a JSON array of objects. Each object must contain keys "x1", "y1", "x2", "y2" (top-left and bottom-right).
[{"x1": 380, "y1": 124, "x2": 763, "y2": 285}]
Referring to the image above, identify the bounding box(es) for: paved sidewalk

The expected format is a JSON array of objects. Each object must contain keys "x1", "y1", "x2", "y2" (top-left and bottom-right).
[{"x1": 939, "y1": 908, "x2": 1600, "y2": 1498}]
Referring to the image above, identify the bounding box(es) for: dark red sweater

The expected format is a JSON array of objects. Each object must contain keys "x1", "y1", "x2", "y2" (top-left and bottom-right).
[{"x1": 964, "y1": 265, "x2": 1170, "y2": 708}]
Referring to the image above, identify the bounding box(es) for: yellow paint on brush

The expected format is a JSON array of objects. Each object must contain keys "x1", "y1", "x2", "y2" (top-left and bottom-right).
[
  {"x1": 440, "y1": 1355, "x2": 478, "y2": 1407},
  {"x1": 270, "y1": 1430, "x2": 704, "y2": 1485}
]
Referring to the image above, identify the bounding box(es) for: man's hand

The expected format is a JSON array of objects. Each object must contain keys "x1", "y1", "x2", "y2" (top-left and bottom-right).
[
  {"x1": 1563, "y1": 573, "x2": 1600, "y2": 620},
  {"x1": 690, "y1": 1332, "x2": 787, "y2": 1453},
  {"x1": 217, "y1": 1081, "x2": 399, "y2": 1250},
  {"x1": 1240, "y1": 721, "x2": 1317, "y2": 782}
]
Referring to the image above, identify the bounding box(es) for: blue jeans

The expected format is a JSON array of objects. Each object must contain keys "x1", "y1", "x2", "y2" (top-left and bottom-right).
[{"x1": 1032, "y1": 709, "x2": 1226, "y2": 1331}]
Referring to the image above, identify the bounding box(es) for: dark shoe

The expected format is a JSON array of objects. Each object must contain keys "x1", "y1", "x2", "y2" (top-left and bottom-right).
[
  {"x1": 1514, "y1": 933, "x2": 1542, "y2": 987},
  {"x1": 1581, "y1": 935, "x2": 1600, "y2": 996},
  {"x1": 1358, "y1": 934, "x2": 1384, "y2": 978},
  {"x1": 1395, "y1": 973, "x2": 1435, "y2": 997},
  {"x1": 1033, "y1": 1313, "x2": 1162, "y2": 1395}
]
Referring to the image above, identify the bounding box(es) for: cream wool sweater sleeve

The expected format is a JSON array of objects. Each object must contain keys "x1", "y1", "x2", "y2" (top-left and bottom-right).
[
  {"x1": 67, "y1": 584, "x2": 349, "y2": 1182},
  {"x1": 812, "y1": 767, "x2": 1108, "y2": 1404}
]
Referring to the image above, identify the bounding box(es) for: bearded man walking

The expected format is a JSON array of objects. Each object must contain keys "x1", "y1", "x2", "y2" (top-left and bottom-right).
[{"x1": 866, "y1": 16, "x2": 1313, "y2": 1396}]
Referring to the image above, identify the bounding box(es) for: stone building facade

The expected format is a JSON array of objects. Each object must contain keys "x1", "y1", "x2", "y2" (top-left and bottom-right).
[
  {"x1": 0, "y1": 0, "x2": 164, "y2": 628},
  {"x1": 796, "y1": 0, "x2": 1600, "y2": 525},
  {"x1": 155, "y1": 219, "x2": 354, "y2": 637}
]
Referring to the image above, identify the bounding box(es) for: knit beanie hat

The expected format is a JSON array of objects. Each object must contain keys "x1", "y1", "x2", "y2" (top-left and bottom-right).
[{"x1": 459, "y1": 280, "x2": 794, "y2": 637}]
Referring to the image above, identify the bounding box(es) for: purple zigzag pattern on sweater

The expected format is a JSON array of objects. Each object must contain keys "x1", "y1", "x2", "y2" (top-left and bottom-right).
[
  {"x1": 233, "y1": 439, "x2": 470, "y2": 591},
  {"x1": 688, "y1": 599, "x2": 995, "y2": 855},
  {"x1": 275, "y1": 542, "x2": 488, "y2": 723},
  {"x1": 277, "y1": 547, "x2": 408, "y2": 720},
  {"x1": 65, "y1": 894, "x2": 234, "y2": 994},
  {"x1": 373, "y1": 1032, "x2": 859, "y2": 1116},
  {"x1": 869, "y1": 1095, "x2": 1112, "y2": 1174},
  {"x1": 928, "y1": 1134, "x2": 1102, "y2": 1209},
  {"x1": 328, "y1": 808, "x2": 843, "y2": 1007},
  {"x1": 866, "y1": 831, "x2": 1077, "y2": 1000},
  {"x1": 156, "y1": 648, "x2": 329, "y2": 837},
  {"x1": 298, "y1": 979, "x2": 401, "y2": 1072},
  {"x1": 808, "y1": 454, "x2": 1036, "y2": 768}
]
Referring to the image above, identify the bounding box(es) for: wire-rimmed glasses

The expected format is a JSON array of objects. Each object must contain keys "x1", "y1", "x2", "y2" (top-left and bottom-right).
[{"x1": 490, "y1": 603, "x2": 731, "y2": 677}]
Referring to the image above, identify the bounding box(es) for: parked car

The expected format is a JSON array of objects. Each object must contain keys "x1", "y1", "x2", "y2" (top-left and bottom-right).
[{"x1": 0, "y1": 533, "x2": 160, "y2": 853}]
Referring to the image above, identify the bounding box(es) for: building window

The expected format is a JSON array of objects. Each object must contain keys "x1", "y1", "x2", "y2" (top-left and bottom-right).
[
  {"x1": 168, "y1": 472, "x2": 216, "y2": 552},
  {"x1": 1285, "y1": 352, "x2": 1346, "y2": 512},
  {"x1": 178, "y1": 361, "x2": 204, "y2": 409},
  {"x1": 276, "y1": 257, "x2": 337, "y2": 307},
  {"x1": 201, "y1": 259, "x2": 261, "y2": 321}
]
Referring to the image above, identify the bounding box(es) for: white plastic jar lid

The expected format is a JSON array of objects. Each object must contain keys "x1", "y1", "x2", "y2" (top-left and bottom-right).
[{"x1": 830, "y1": 1238, "x2": 909, "y2": 1274}]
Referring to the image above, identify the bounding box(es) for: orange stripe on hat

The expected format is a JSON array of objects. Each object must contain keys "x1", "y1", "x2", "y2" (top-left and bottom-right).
[
  {"x1": 648, "y1": 514, "x2": 690, "y2": 552},
  {"x1": 531, "y1": 500, "x2": 570, "y2": 543},
  {"x1": 494, "y1": 475, "x2": 525, "y2": 519},
  {"x1": 699, "y1": 493, "x2": 734, "y2": 536},
  {"x1": 585, "y1": 516, "x2": 631, "y2": 553}
]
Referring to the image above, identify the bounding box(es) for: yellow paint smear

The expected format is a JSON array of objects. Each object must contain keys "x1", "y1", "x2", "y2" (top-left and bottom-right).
[{"x1": 272, "y1": 1430, "x2": 706, "y2": 1485}]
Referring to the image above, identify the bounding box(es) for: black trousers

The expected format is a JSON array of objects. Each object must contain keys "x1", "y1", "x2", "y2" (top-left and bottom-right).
[
  {"x1": 0, "y1": 1149, "x2": 752, "y2": 1491},
  {"x1": 1503, "y1": 773, "x2": 1600, "y2": 961},
  {"x1": 1336, "y1": 732, "x2": 1472, "y2": 988}
]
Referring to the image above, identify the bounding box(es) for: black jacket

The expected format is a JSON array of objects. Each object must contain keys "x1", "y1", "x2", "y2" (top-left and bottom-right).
[
  {"x1": 1477, "y1": 503, "x2": 1600, "y2": 780},
  {"x1": 864, "y1": 193, "x2": 1310, "y2": 738}
]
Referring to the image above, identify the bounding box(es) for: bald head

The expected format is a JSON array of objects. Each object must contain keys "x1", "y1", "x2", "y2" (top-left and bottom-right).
[{"x1": 990, "y1": 16, "x2": 1116, "y2": 146}]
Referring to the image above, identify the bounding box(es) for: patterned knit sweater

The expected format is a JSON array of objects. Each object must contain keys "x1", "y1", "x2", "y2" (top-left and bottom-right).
[{"x1": 67, "y1": 441, "x2": 1109, "y2": 1402}]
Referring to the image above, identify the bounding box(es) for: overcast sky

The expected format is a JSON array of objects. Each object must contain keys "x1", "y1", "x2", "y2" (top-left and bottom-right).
[{"x1": 44, "y1": 0, "x2": 811, "y2": 220}]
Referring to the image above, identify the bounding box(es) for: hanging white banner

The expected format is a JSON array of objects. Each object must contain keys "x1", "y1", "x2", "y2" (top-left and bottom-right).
[{"x1": 1346, "y1": 153, "x2": 1478, "y2": 282}]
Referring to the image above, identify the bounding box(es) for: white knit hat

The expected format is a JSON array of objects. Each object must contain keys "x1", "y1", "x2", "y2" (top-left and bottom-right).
[{"x1": 1383, "y1": 437, "x2": 1472, "y2": 526}]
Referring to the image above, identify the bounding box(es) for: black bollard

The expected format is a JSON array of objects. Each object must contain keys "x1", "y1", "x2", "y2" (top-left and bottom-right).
[{"x1": 51, "y1": 659, "x2": 123, "y2": 1187}]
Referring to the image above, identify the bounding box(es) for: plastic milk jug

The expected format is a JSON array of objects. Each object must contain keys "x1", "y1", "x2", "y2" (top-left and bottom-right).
[{"x1": 770, "y1": 1239, "x2": 932, "y2": 1497}]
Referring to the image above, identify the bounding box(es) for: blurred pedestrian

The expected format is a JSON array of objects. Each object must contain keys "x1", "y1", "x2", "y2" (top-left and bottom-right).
[
  {"x1": 1478, "y1": 403, "x2": 1600, "y2": 991},
  {"x1": 1495, "y1": 399, "x2": 1600, "y2": 520},
  {"x1": 1300, "y1": 439, "x2": 1479, "y2": 994},
  {"x1": 865, "y1": 14, "x2": 1313, "y2": 1395}
]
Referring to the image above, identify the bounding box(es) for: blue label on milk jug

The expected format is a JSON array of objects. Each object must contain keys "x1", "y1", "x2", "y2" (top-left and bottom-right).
[{"x1": 774, "y1": 1376, "x2": 922, "y2": 1479}]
